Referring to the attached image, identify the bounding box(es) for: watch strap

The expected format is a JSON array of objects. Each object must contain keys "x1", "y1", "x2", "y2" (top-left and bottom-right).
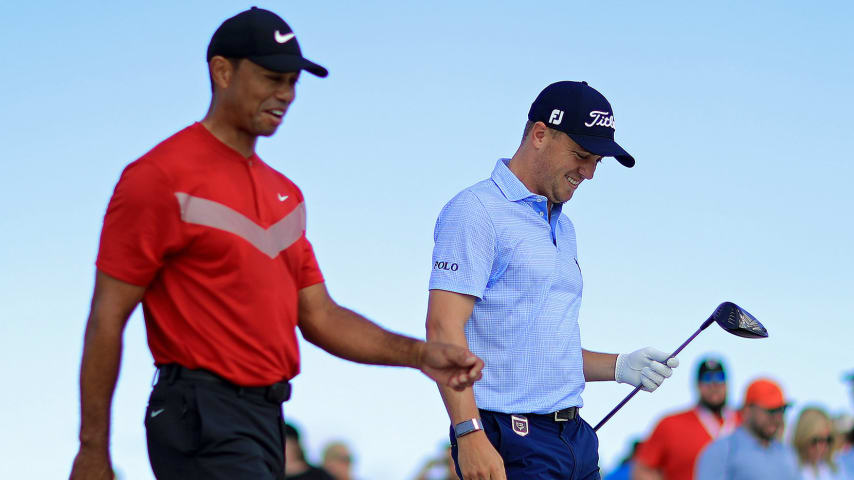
[{"x1": 453, "y1": 418, "x2": 484, "y2": 438}]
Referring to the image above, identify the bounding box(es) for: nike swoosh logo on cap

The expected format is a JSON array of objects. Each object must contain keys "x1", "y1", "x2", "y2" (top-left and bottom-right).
[{"x1": 274, "y1": 31, "x2": 295, "y2": 44}]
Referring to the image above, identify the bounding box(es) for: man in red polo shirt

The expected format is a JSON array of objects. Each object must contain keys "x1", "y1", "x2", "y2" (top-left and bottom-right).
[
  {"x1": 69, "y1": 8, "x2": 483, "y2": 480},
  {"x1": 632, "y1": 358, "x2": 739, "y2": 480}
]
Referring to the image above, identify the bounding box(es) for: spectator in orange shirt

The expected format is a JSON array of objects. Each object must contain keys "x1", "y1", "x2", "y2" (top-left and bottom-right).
[{"x1": 633, "y1": 357, "x2": 739, "y2": 480}]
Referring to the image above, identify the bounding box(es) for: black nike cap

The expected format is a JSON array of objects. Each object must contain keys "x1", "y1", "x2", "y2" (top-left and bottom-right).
[{"x1": 207, "y1": 7, "x2": 328, "y2": 78}]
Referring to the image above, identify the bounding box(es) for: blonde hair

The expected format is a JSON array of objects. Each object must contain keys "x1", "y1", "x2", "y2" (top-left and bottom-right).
[{"x1": 792, "y1": 406, "x2": 837, "y2": 471}]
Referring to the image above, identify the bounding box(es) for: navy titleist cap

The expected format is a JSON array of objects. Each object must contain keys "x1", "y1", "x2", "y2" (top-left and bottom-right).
[
  {"x1": 528, "y1": 81, "x2": 634, "y2": 167},
  {"x1": 697, "y1": 358, "x2": 726, "y2": 382},
  {"x1": 207, "y1": 7, "x2": 328, "y2": 77}
]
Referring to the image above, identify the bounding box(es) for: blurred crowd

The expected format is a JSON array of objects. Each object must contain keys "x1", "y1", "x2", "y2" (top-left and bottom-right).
[
  {"x1": 603, "y1": 358, "x2": 854, "y2": 480},
  {"x1": 284, "y1": 422, "x2": 458, "y2": 480},
  {"x1": 283, "y1": 358, "x2": 853, "y2": 480}
]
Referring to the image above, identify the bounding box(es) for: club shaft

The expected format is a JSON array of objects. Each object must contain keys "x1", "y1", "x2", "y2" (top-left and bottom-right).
[{"x1": 593, "y1": 323, "x2": 709, "y2": 432}]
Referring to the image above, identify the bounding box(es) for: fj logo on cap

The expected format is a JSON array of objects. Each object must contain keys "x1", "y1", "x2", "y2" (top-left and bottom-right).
[
  {"x1": 274, "y1": 30, "x2": 295, "y2": 44},
  {"x1": 511, "y1": 415, "x2": 529, "y2": 437},
  {"x1": 584, "y1": 110, "x2": 615, "y2": 129},
  {"x1": 549, "y1": 109, "x2": 564, "y2": 125}
]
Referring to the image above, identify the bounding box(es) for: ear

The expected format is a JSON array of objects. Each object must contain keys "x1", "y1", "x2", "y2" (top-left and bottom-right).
[
  {"x1": 209, "y1": 56, "x2": 236, "y2": 91},
  {"x1": 528, "y1": 121, "x2": 550, "y2": 150}
]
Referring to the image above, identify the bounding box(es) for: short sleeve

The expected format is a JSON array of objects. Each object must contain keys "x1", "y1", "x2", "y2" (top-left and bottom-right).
[
  {"x1": 634, "y1": 420, "x2": 667, "y2": 469},
  {"x1": 95, "y1": 161, "x2": 185, "y2": 286},
  {"x1": 296, "y1": 237, "x2": 324, "y2": 289},
  {"x1": 428, "y1": 190, "x2": 495, "y2": 299}
]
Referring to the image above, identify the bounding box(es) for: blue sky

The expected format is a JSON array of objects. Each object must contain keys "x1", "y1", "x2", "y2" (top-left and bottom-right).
[{"x1": 1, "y1": 1, "x2": 852, "y2": 478}]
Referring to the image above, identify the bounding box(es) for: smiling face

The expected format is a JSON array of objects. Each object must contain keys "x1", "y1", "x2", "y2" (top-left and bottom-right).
[
  {"x1": 531, "y1": 124, "x2": 601, "y2": 205},
  {"x1": 214, "y1": 58, "x2": 300, "y2": 138}
]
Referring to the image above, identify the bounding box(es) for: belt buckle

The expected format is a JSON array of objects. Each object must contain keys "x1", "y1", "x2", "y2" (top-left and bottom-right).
[{"x1": 554, "y1": 407, "x2": 575, "y2": 422}]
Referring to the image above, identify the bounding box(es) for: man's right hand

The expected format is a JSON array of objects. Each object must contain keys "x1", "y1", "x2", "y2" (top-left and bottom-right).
[
  {"x1": 69, "y1": 445, "x2": 114, "y2": 480},
  {"x1": 456, "y1": 432, "x2": 506, "y2": 480}
]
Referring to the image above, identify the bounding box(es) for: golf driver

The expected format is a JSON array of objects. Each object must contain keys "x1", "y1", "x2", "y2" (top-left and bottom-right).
[{"x1": 593, "y1": 301, "x2": 768, "y2": 432}]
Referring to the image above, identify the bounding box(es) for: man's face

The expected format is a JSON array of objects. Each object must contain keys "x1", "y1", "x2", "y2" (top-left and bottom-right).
[
  {"x1": 218, "y1": 59, "x2": 300, "y2": 138},
  {"x1": 534, "y1": 128, "x2": 601, "y2": 204},
  {"x1": 697, "y1": 372, "x2": 727, "y2": 411},
  {"x1": 745, "y1": 404, "x2": 787, "y2": 442}
]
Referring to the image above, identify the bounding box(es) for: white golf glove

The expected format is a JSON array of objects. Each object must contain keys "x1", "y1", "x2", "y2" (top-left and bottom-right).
[{"x1": 615, "y1": 347, "x2": 679, "y2": 392}]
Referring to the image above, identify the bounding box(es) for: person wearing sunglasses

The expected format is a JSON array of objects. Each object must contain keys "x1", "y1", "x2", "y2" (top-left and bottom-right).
[
  {"x1": 696, "y1": 378, "x2": 799, "y2": 480},
  {"x1": 793, "y1": 407, "x2": 848, "y2": 480},
  {"x1": 633, "y1": 357, "x2": 739, "y2": 480}
]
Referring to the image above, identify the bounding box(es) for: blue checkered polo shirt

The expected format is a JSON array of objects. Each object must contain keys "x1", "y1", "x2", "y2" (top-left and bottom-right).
[{"x1": 429, "y1": 158, "x2": 585, "y2": 414}]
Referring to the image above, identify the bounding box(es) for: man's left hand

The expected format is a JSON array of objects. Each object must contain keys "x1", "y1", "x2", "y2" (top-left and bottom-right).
[
  {"x1": 615, "y1": 347, "x2": 679, "y2": 392},
  {"x1": 418, "y1": 342, "x2": 484, "y2": 391}
]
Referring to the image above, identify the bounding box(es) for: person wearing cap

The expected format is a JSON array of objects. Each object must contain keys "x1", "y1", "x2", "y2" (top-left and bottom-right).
[
  {"x1": 632, "y1": 357, "x2": 739, "y2": 480},
  {"x1": 69, "y1": 8, "x2": 484, "y2": 480},
  {"x1": 695, "y1": 378, "x2": 799, "y2": 480},
  {"x1": 425, "y1": 81, "x2": 679, "y2": 479}
]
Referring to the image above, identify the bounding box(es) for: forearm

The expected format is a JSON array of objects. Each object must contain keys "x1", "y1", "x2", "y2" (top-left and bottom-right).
[
  {"x1": 582, "y1": 349, "x2": 617, "y2": 382},
  {"x1": 77, "y1": 312, "x2": 126, "y2": 449},
  {"x1": 301, "y1": 303, "x2": 423, "y2": 368},
  {"x1": 428, "y1": 319, "x2": 480, "y2": 423}
]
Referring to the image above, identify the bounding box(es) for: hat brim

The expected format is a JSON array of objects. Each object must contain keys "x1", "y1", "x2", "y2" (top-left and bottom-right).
[
  {"x1": 249, "y1": 54, "x2": 328, "y2": 78},
  {"x1": 568, "y1": 133, "x2": 635, "y2": 168}
]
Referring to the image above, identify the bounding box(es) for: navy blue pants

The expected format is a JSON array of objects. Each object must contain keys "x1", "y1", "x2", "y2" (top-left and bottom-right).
[
  {"x1": 145, "y1": 370, "x2": 286, "y2": 479},
  {"x1": 450, "y1": 410, "x2": 601, "y2": 479}
]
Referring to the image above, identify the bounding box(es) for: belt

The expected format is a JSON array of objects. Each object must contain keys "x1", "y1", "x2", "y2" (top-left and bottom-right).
[
  {"x1": 542, "y1": 406, "x2": 579, "y2": 422},
  {"x1": 157, "y1": 364, "x2": 291, "y2": 404}
]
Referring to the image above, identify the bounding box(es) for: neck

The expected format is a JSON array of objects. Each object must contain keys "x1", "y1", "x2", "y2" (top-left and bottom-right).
[
  {"x1": 699, "y1": 401, "x2": 724, "y2": 417},
  {"x1": 507, "y1": 147, "x2": 539, "y2": 198},
  {"x1": 745, "y1": 426, "x2": 773, "y2": 447},
  {"x1": 201, "y1": 105, "x2": 257, "y2": 158}
]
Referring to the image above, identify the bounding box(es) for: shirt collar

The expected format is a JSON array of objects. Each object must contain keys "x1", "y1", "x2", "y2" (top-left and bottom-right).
[
  {"x1": 491, "y1": 159, "x2": 564, "y2": 215},
  {"x1": 491, "y1": 158, "x2": 539, "y2": 202}
]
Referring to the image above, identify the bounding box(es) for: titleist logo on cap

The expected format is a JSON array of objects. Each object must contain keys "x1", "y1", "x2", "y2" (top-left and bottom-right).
[{"x1": 585, "y1": 111, "x2": 615, "y2": 129}]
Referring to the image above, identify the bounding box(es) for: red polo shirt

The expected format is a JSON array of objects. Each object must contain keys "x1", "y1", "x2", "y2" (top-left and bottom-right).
[
  {"x1": 635, "y1": 407, "x2": 739, "y2": 480},
  {"x1": 97, "y1": 123, "x2": 324, "y2": 386}
]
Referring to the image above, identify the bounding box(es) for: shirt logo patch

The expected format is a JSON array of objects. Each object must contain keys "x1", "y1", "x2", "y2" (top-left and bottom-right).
[
  {"x1": 511, "y1": 415, "x2": 529, "y2": 437},
  {"x1": 174, "y1": 192, "x2": 305, "y2": 259},
  {"x1": 433, "y1": 261, "x2": 459, "y2": 271}
]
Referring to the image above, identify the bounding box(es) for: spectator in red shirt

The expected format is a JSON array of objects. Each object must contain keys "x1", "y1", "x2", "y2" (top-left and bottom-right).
[
  {"x1": 633, "y1": 357, "x2": 739, "y2": 480},
  {"x1": 69, "y1": 8, "x2": 483, "y2": 480}
]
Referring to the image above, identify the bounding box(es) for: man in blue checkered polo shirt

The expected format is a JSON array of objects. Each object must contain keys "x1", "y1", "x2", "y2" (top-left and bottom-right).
[{"x1": 426, "y1": 81, "x2": 680, "y2": 480}]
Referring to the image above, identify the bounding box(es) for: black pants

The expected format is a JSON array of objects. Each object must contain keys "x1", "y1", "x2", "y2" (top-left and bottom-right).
[{"x1": 144, "y1": 369, "x2": 286, "y2": 480}]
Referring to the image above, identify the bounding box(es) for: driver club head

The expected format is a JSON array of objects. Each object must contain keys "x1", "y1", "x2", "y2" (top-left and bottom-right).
[{"x1": 710, "y1": 301, "x2": 768, "y2": 338}]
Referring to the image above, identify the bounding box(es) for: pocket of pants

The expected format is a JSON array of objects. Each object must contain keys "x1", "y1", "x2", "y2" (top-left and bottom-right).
[{"x1": 145, "y1": 383, "x2": 201, "y2": 455}]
